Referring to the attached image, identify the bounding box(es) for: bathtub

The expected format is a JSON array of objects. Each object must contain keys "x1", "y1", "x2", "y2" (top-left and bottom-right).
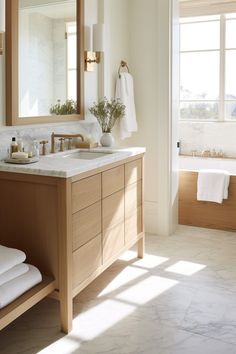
[
  {"x1": 179, "y1": 156, "x2": 236, "y2": 231},
  {"x1": 180, "y1": 155, "x2": 236, "y2": 175}
]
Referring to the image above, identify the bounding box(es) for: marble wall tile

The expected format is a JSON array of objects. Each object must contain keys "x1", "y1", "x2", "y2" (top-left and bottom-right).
[
  {"x1": 0, "y1": 120, "x2": 101, "y2": 160},
  {"x1": 179, "y1": 122, "x2": 236, "y2": 158}
]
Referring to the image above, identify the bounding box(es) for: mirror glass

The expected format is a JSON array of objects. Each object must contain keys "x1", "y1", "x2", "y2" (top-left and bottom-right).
[{"x1": 19, "y1": 0, "x2": 77, "y2": 118}]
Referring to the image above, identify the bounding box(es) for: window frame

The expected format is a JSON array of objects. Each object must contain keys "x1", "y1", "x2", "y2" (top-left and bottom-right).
[{"x1": 180, "y1": 14, "x2": 236, "y2": 122}]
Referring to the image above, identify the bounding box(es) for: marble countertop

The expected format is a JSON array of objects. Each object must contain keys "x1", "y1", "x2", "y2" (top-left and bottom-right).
[{"x1": 0, "y1": 147, "x2": 145, "y2": 178}]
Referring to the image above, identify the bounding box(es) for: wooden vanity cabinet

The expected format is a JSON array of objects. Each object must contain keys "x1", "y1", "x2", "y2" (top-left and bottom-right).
[
  {"x1": 0, "y1": 154, "x2": 144, "y2": 333},
  {"x1": 102, "y1": 165, "x2": 125, "y2": 264},
  {"x1": 125, "y1": 159, "x2": 143, "y2": 244}
]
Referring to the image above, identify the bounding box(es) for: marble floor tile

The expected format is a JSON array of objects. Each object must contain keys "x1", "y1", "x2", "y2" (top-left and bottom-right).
[{"x1": 0, "y1": 225, "x2": 236, "y2": 354}]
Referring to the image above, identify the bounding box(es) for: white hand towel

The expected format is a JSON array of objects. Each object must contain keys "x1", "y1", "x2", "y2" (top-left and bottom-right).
[
  {"x1": 0, "y1": 263, "x2": 29, "y2": 286},
  {"x1": 197, "y1": 169, "x2": 230, "y2": 204},
  {"x1": 0, "y1": 245, "x2": 26, "y2": 275},
  {"x1": 115, "y1": 72, "x2": 138, "y2": 140},
  {"x1": 0, "y1": 264, "x2": 42, "y2": 309}
]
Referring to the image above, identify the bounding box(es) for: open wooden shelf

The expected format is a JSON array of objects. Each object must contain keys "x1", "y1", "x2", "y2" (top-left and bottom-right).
[{"x1": 0, "y1": 276, "x2": 56, "y2": 331}]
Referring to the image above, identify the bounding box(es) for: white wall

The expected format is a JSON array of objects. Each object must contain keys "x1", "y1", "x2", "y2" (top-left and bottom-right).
[
  {"x1": 101, "y1": 0, "x2": 179, "y2": 235},
  {"x1": 102, "y1": 0, "x2": 130, "y2": 99}
]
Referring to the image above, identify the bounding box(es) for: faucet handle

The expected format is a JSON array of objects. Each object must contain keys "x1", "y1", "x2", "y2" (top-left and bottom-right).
[
  {"x1": 59, "y1": 138, "x2": 65, "y2": 152},
  {"x1": 67, "y1": 138, "x2": 73, "y2": 150},
  {"x1": 40, "y1": 140, "x2": 48, "y2": 156}
]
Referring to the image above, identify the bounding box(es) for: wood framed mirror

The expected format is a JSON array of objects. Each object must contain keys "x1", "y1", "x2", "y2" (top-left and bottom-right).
[{"x1": 6, "y1": 0, "x2": 84, "y2": 126}]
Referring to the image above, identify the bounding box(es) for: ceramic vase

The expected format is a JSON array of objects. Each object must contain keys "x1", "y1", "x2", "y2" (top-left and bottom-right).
[{"x1": 100, "y1": 132, "x2": 114, "y2": 147}]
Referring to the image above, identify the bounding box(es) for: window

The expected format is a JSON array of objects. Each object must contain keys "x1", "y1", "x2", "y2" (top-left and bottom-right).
[
  {"x1": 66, "y1": 22, "x2": 77, "y2": 101},
  {"x1": 180, "y1": 14, "x2": 236, "y2": 121}
]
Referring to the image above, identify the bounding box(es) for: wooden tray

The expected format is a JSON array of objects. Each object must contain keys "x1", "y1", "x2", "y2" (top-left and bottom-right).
[
  {"x1": 75, "y1": 142, "x2": 99, "y2": 149},
  {"x1": 4, "y1": 157, "x2": 39, "y2": 165}
]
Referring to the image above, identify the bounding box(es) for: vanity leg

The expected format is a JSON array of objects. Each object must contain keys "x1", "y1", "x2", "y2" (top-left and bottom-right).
[
  {"x1": 60, "y1": 297, "x2": 72, "y2": 334},
  {"x1": 137, "y1": 235, "x2": 145, "y2": 259},
  {"x1": 58, "y1": 179, "x2": 73, "y2": 334}
]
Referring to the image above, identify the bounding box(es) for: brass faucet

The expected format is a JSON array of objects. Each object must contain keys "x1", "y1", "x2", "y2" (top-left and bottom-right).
[{"x1": 51, "y1": 132, "x2": 84, "y2": 153}]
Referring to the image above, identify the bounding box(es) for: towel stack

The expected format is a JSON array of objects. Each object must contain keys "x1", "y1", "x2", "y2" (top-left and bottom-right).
[{"x1": 0, "y1": 245, "x2": 42, "y2": 309}]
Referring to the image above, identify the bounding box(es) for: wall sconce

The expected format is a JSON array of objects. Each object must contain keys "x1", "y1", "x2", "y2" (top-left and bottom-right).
[
  {"x1": 0, "y1": 0, "x2": 5, "y2": 55},
  {"x1": 85, "y1": 24, "x2": 104, "y2": 72}
]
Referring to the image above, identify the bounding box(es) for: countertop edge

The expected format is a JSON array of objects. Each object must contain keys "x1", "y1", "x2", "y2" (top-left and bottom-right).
[{"x1": 0, "y1": 147, "x2": 146, "y2": 178}]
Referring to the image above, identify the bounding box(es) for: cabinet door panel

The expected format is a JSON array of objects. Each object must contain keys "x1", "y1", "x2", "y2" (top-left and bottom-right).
[
  {"x1": 102, "y1": 165, "x2": 124, "y2": 198},
  {"x1": 125, "y1": 180, "x2": 142, "y2": 217},
  {"x1": 73, "y1": 234, "x2": 102, "y2": 287},
  {"x1": 72, "y1": 174, "x2": 101, "y2": 213},
  {"x1": 72, "y1": 201, "x2": 101, "y2": 251},
  {"x1": 125, "y1": 159, "x2": 142, "y2": 186},
  {"x1": 125, "y1": 206, "x2": 142, "y2": 244},
  {"x1": 102, "y1": 190, "x2": 124, "y2": 230},
  {"x1": 103, "y1": 223, "x2": 125, "y2": 263}
]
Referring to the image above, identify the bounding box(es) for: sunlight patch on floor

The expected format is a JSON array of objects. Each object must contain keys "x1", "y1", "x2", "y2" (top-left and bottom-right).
[
  {"x1": 72, "y1": 299, "x2": 136, "y2": 340},
  {"x1": 118, "y1": 250, "x2": 137, "y2": 261},
  {"x1": 132, "y1": 254, "x2": 169, "y2": 269},
  {"x1": 165, "y1": 261, "x2": 206, "y2": 276},
  {"x1": 116, "y1": 276, "x2": 179, "y2": 305},
  {"x1": 38, "y1": 336, "x2": 80, "y2": 354},
  {"x1": 98, "y1": 266, "x2": 148, "y2": 297}
]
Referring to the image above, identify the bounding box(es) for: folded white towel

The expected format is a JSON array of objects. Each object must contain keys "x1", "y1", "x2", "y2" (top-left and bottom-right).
[
  {"x1": 0, "y1": 263, "x2": 29, "y2": 286},
  {"x1": 115, "y1": 72, "x2": 138, "y2": 140},
  {"x1": 0, "y1": 264, "x2": 42, "y2": 309},
  {"x1": 0, "y1": 245, "x2": 26, "y2": 275},
  {"x1": 197, "y1": 169, "x2": 230, "y2": 204}
]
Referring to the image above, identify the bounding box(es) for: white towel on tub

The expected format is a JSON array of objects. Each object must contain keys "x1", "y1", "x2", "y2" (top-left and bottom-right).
[
  {"x1": 0, "y1": 264, "x2": 42, "y2": 309},
  {"x1": 0, "y1": 263, "x2": 29, "y2": 286},
  {"x1": 197, "y1": 169, "x2": 230, "y2": 204},
  {"x1": 0, "y1": 245, "x2": 26, "y2": 275}
]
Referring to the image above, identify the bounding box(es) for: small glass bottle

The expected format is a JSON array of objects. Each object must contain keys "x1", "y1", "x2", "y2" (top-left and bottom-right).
[
  {"x1": 10, "y1": 137, "x2": 18, "y2": 157},
  {"x1": 32, "y1": 140, "x2": 40, "y2": 158},
  {"x1": 17, "y1": 135, "x2": 24, "y2": 152}
]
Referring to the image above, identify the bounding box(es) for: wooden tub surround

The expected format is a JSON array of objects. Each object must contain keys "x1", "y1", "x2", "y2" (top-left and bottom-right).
[
  {"x1": 179, "y1": 171, "x2": 236, "y2": 231},
  {"x1": 0, "y1": 153, "x2": 145, "y2": 333}
]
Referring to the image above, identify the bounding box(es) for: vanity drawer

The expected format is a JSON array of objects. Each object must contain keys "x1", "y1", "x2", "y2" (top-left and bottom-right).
[
  {"x1": 72, "y1": 174, "x2": 101, "y2": 213},
  {"x1": 125, "y1": 180, "x2": 142, "y2": 216},
  {"x1": 73, "y1": 234, "x2": 102, "y2": 287},
  {"x1": 72, "y1": 201, "x2": 102, "y2": 251},
  {"x1": 125, "y1": 159, "x2": 142, "y2": 186},
  {"x1": 102, "y1": 165, "x2": 124, "y2": 198},
  {"x1": 103, "y1": 222, "x2": 125, "y2": 264},
  {"x1": 102, "y1": 190, "x2": 124, "y2": 231},
  {"x1": 125, "y1": 206, "x2": 142, "y2": 244}
]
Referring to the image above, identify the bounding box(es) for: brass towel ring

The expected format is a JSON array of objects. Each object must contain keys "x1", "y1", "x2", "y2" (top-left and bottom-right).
[{"x1": 118, "y1": 60, "x2": 130, "y2": 78}]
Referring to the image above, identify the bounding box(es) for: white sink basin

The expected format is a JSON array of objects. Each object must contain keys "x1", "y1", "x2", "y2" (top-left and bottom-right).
[{"x1": 50, "y1": 150, "x2": 114, "y2": 160}]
